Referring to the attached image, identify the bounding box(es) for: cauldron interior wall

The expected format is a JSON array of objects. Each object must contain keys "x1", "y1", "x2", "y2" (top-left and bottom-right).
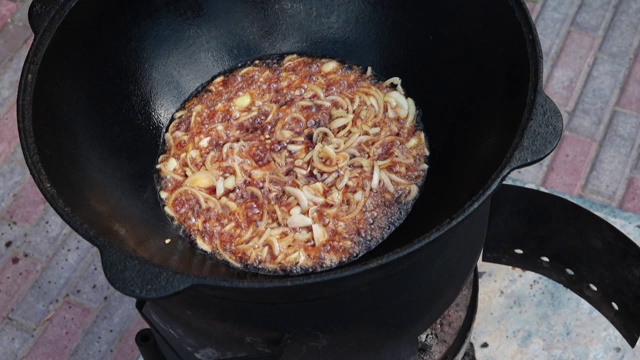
[{"x1": 31, "y1": 0, "x2": 529, "y2": 280}]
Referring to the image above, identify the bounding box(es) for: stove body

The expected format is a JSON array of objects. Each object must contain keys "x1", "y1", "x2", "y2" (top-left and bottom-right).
[
  {"x1": 132, "y1": 186, "x2": 640, "y2": 359},
  {"x1": 136, "y1": 270, "x2": 479, "y2": 360}
]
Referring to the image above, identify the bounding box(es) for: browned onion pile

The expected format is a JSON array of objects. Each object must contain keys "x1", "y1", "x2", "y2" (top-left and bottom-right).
[{"x1": 156, "y1": 55, "x2": 429, "y2": 274}]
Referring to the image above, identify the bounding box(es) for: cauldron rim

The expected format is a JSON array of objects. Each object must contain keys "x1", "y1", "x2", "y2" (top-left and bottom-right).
[{"x1": 17, "y1": 0, "x2": 550, "y2": 296}]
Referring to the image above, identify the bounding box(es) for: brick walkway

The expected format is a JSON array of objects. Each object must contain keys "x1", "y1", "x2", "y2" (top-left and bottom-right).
[
  {"x1": 514, "y1": 0, "x2": 640, "y2": 214},
  {"x1": 0, "y1": 0, "x2": 638, "y2": 359},
  {"x1": 0, "y1": 1, "x2": 145, "y2": 359}
]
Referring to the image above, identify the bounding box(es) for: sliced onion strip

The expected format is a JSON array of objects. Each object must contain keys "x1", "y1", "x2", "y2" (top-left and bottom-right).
[
  {"x1": 372, "y1": 162, "x2": 380, "y2": 189},
  {"x1": 285, "y1": 186, "x2": 309, "y2": 211},
  {"x1": 385, "y1": 171, "x2": 411, "y2": 184},
  {"x1": 380, "y1": 171, "x2": 394, "y2": 193}
]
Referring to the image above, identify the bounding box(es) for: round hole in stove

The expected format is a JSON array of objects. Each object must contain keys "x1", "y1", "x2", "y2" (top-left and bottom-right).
[
  {"x1": 514, "y1": 249, "x2": 524, "y2": 254},
  {"x1": 612, "y1": 302, "x2": 619, "y2": 311},
  {"x1": 589, "y1": 283, "x2": 598, "y2": 291},
  {"x1": 565, "y1": 268, "x2": 574, "y2": 276},
  {"x1": 136, "y1": 329, "x2": 153, "y2": 344},
  {"x1": 540, "y1": 256, "x2": 550, "y2": 262},
  {"x1": 141, "y1": 333, "x2": 151, "y2": 343}
]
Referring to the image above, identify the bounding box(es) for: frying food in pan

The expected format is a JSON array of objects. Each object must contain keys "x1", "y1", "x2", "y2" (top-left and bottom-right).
[{"x1": 156, "y1": 55, "x2": 429, "y2": 274}]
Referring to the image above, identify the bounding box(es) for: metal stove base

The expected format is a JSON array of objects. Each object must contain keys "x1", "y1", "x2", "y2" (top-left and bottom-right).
[
  {"x1": 134, "y1": 185, "x2": 640, "y2": 358},
  {"x1": 135, "y1": 269, "x2": 479, "y2": 360},
  {"x1": 419, "y1": 269, "x2": 478, "y2": 360}
]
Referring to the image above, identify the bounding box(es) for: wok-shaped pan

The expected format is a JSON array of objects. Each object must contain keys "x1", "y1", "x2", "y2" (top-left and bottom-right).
[{"x1": 19, "y1": 0, "x2": 561, "y2": 306}]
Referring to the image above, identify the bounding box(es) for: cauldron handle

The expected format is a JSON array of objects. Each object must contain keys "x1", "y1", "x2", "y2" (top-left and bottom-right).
[
  {"x1": 28, "y1": 0, "x2": 68, "y2": 36},
  {"x1": 483, "y1": 184, "x2": 640, "y2": 347},
  {"x1": 99, "y1": 244, "x2": 196, "y2": 299},
  {"x1": 506, "y1": 90, "x2": 563, "y2": 172}
]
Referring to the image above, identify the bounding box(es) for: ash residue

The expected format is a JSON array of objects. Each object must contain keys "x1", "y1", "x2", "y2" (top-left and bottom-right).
[{"x1": 418, "y1": 274, "x2": 474, "y2": 360}]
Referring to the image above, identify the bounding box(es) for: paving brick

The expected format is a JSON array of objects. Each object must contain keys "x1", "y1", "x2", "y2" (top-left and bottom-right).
[
  {"x1": 5, "y1": 27, "x2": 30, "y2": 52},
  {"x1": 10, "y1": 1, "x2": 30, "y2": 28},
  {"x1": 0, "y1": 217, "x2": 26, "y2": 261},
  {"x1": 543, "y1": 133, "x2": 596, "y2": 195},
  {"x1": 0, "y1": 251, "x2": 41, "y2": 318},
  {"x1": 21, "y1": 205, "x2": 71, "y2": 261},
  {"x1": 584, "y1": 111, "x2": 640, "y2": 203},
  {"x1": 0, "y1": 102, "x2": 18, "y2": 163},
  {"x1": 0, "y1": 0, "x2": 17, "y2": 31},
  {"x1": 111, "y1": 316, "x2": 146, "y2": 360},
  {"x1": 619, "y1": 176, "x2": 640, "y2": 214},
  {"x1": 618, "y1": 51, "x2": 640, "y2": 114},
  {"x1": 535, "y1": 0, "x2": 581, "y2": 81},
  {"x1": 599, "y1": 0, "x2": 640, "y2": 61},
  {"x1": 0, "y1": 20, "x2": 31, "y2": 67},
  {"x1": 567, "y1": 55, "x2": 628, "y2": 140},
  {"x1": 8, "y1": 134, "x2": 24, "y2": 159},
  {"x1": 25, "y1": 300, "x2": 96, "y2": 360},
  {"x1": 9, "y1": 231, "x2": 93, "y2": 327},
  {"x1": 544, "y1": 30, "x2": 599, "y2": 111},
  {"x1": 508, "y1": 156, "x2": 552, "y2": 185},
  {"x1": 573, "y1": 0, "x2": 618, "y2": 34},
  {"x1": 526, "y1": 0, "x2": 544, "y2": 20},
  {"x1": 0, "y1": 36, "x2": 29, "y2": 115},
  {"x1": 507, "y1": 108, "x2": 571, "y2": 185},
  {"x1": 2, "y1": 177, "x2": 46, "y2": 225},
  {"x1": 0, "y1": 46, "x2": 11, "y2": 70},
  {"x1": 0, "y1": 147, "x2": 29, "y2": 210},
  {"x1": 69, "y1": 294, "x2": 138, "y2": 360},
  {"x1": 0, "y1": 318, "x2": 36, "y2": 360},
  {"x1": 67, "y1": 248, "x2": 114, "y2": 308}
]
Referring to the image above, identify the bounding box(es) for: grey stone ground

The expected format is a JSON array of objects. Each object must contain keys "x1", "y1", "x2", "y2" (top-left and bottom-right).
[{"x1": 472, "y1": 180, "x2": 640, "y2": 359}]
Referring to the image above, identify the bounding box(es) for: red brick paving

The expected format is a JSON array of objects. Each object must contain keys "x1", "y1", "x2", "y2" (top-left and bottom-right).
[
  {"x1": 526, "y1": 0, "x2": 544, "y2": 20},
  {"x1": 0, "y1": 0, "x2": 639, "y2": 359},
  {"x1": 0, "y1": 103, "x2": 18, "y2": 163},
  {"x1": 2, "y1": 177, "x2": 46, "y2": 224},
  {"x1": 0, "y1": 252, "x2": 41, "y2": 319},
  {"x1": 618, "y1": 52, "x2": 640, "y2": 114},
  {"x1": 0, "y1": 0, "x2": 17, "y2": 30},
  {"x1": 0, "y1": 21, "x2": 32, "y2": 67},
  {"x1": 512, "y1": 0, "x2": 640, "y2": 209},
  {"x1": 25, "y1": 300, "x2": 96, "y2": 360},
  {"x1": 544, "y1": 30, "x2": 599, "y2": 111},
  {"x1": 620, "y1": 176, "x2": 640, "y2": 214},
  {"x1": 583, "y1": 110, "x2": 640, "y2": 203},
  {"x1": 0, "y1": 0, "x2": 142, "y2": 358},
  {"x1": 543, "y1": 134, "x2": 596, "y2": 195},
  {"x1": 111, "y1": 316, "x2": 147, "y2": 360}
]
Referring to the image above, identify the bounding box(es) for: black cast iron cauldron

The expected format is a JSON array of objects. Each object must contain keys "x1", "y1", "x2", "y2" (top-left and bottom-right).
[
  {"x1": 20, "y1": 0, "x2": 638, "y2": 358},
  {"x1": 20, "y1": 0, "x2": 559, "y2": 296}
]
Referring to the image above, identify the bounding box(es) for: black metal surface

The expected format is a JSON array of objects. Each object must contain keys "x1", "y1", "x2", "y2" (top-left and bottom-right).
[
  {"x1": 138, "y1": 270, "x2": 479, "y2": 360},
  {"x1": 18, "y1": 0, "x2": 560, "y2": 301},
  {"x1": 483, "y1": 184, "x2": 640, "y2": 347},
  {"x1": 136, "y1": 328, "x2": 168, "y2": 360},
  {"x1": 137, "y1": 318, "x2": 285, "y2": 360},
  {"x1": 508, "y1": 92, "x2": 562, "y2": 171},
  {"x1": 419, "y1": 272, "x2": 475, "y2": 360},
  {"x1": 440, "y1": 269, "x2": 478, "y2": 360},
  {"x1": 136, "y1": 206, "x2": 486, "y2": 359},
  {"x1": 27, "y1": 0, "x2": 66, "y2": 35},
  {"x1": 460, "y1": 344, "x2": 476, "y2": 360}
]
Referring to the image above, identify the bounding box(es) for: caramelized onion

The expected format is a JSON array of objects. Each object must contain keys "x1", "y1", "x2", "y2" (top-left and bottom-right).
[
  {"x1": 184, "y1": 171, "x2": 217, "y2": 189},
  {"x1": 157, "y1": 55, "x2": 428, "y2": 274}
]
